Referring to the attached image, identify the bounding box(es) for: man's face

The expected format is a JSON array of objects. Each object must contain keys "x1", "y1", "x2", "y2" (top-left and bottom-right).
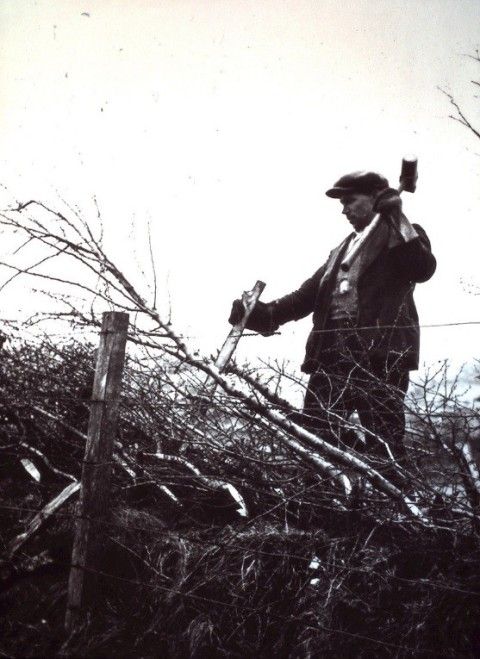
[{"x1": 340, "y1": 193, "x2": 376, "y2": 231}]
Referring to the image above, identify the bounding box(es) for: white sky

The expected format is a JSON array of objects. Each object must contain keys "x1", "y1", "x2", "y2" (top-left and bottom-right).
[{"x1": 0, "y1": 0, "x2": 479, "y2": 377}]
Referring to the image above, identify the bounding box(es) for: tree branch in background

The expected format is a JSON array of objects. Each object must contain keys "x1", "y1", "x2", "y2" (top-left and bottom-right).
[{"x1": 439, "y1": 50, "x2": 480, "y2": 144}]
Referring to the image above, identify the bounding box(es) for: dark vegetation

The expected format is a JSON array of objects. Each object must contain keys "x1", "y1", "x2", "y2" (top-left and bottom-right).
[{"x1": 1, "y1": 335, "x2": 480, "y2": 658}]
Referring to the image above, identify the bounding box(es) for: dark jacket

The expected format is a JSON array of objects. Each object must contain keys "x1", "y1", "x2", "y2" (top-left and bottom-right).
[{"x1": 246, "y1": 220, "x2": 436, "y2": 373}]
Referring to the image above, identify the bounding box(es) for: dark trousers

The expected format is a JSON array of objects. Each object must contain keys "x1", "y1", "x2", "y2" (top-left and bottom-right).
[{"x1": 301, "y1": 322, "x2": 409, "y2": 469}]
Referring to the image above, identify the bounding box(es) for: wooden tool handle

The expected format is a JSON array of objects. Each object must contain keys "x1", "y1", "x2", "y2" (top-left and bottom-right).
[{"x1": 214, "y1": 280, "x2": 266, "y2": 372}]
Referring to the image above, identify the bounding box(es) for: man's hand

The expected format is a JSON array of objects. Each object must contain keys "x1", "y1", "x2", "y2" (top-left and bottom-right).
[
  {"x1": 229, "y1": 290, "x2": 261, "y2": 326},
  {"x1": 374, "y1": 187, "x2": 402, "y2": 215},
  {"x1": 374, "y1": 187, "x2": 420, "y2": 243},
  {"x1": 374, "y1": 187, "x2": 419, "y2": 244},
  {"x1": 228, "y1": 299, "x2": 245, "y2": 326}
]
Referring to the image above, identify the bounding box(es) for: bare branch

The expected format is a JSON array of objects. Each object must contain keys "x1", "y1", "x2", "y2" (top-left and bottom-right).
[{"x1": 9, "y1": 481, "x2": 80, "y2": 557}]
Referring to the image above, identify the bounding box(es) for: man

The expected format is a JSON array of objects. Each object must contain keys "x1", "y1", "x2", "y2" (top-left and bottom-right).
[{"x1": 229, "y1": 171, "x2": 436, "y2": 472}]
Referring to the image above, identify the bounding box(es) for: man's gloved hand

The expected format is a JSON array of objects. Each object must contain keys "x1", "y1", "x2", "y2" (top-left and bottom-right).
[
  {"x1": 228, "y1": 299, "x2": 245, "y2": 326},
  {"x1": 374, "y1": 187, "x2": 419, "y2": 244},
  {"x1": 228, "y1": 297, "x2": 275, "y2": 335},
  {"x1": 374, "y1": 187, "x2": 402, "y2": 215}
]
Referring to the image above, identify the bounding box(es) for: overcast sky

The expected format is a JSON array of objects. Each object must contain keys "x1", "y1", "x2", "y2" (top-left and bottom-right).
[{"x1": 0, "y1": 0, "x2": 479, "y2": 377}]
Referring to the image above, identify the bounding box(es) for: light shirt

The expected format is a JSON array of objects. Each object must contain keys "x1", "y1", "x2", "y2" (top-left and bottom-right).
[{"x1": 329, "y1": 230, "x2": 364, "y2": 321}]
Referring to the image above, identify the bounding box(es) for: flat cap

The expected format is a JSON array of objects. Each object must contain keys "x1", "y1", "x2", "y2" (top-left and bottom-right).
[{"x1": 325, "y1": 171, "x2": 389, "y2": 198}]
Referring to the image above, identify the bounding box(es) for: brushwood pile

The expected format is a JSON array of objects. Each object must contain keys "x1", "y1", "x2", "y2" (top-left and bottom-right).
[{"x1": 1, "y1": 338, "x2": 480, "y2": 658}]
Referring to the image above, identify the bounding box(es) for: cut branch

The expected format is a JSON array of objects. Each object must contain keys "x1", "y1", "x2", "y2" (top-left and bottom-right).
[
  {"x1": 144, "y1": 452, "x2": 248, "y2": 517},
  {"x1": 9, "y1": 480, "x2": 80, "y2": 557}
]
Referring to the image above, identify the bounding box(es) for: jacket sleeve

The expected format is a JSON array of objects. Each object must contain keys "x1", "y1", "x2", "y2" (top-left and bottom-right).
[
  {"x1": 245, "y1": 264, "x2": 326, "y2": 335},
  {"x1": 389, "y1": 222, "x2": 436, "y2": 283}
]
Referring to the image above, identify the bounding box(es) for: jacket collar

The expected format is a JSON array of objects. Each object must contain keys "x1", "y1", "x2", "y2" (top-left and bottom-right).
[
  {"x1": 326, "y1": 219, "x2": 393, "y2": 282},
  {"x1": 318, "y1": 235, "x2": 351, "y2": 289}
]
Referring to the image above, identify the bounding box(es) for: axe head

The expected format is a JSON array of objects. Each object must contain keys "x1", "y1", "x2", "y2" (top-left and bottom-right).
[{"x1": 399, "y1": 156, "x2": 418, "y2": 193}]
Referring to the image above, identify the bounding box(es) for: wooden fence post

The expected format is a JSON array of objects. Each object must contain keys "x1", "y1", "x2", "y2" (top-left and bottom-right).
[{"x1": 65, "y1": 311, "x2": 129, "y2": 633}]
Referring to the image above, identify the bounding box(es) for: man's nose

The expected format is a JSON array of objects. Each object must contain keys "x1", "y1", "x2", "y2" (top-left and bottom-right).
[{"x1": 341, "y1": 206, "x2": 348, "y2": 215}]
